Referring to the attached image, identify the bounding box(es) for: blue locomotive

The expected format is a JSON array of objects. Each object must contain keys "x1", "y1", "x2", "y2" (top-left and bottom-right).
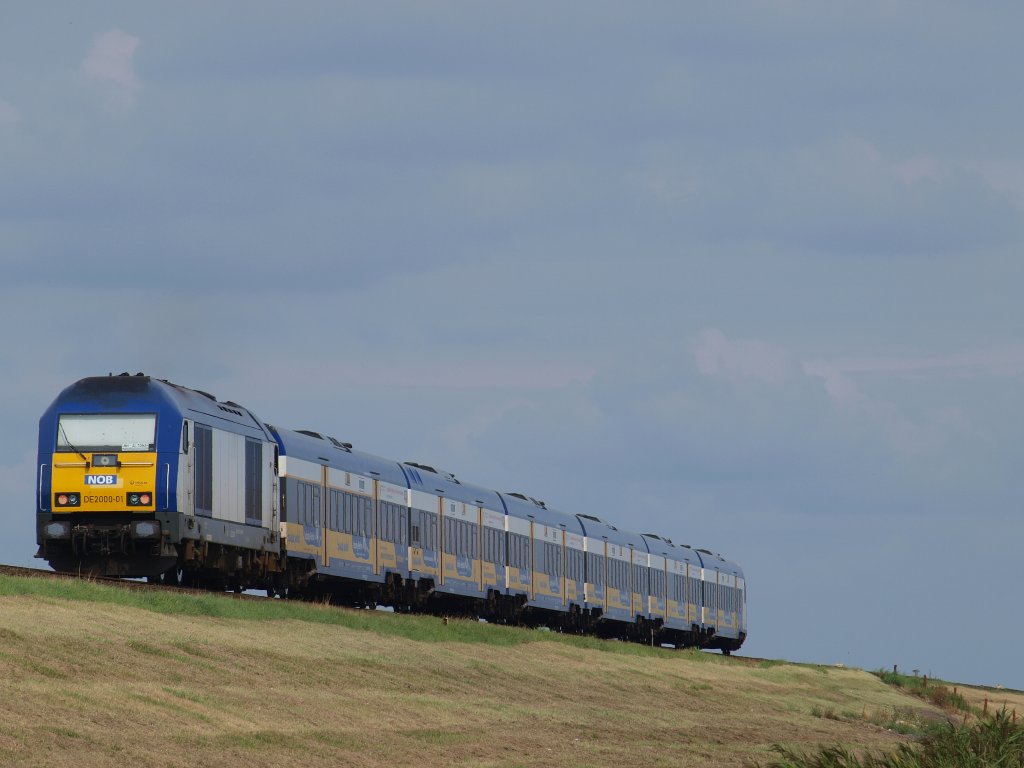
[{"x1": 36, "y1": 373, "x2": 746, "y2": 652}]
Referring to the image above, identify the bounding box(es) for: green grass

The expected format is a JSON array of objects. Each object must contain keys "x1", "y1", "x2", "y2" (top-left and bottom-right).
[
  {"x1": 0, "y1": 573, "x2": 732, "y2": 660},
  {"x1": 404, "y1": 729, "x2": 468, "y2": 745},
  {"x1": 763, "y1": 711, "x2": 1024, "y2": 767},
  {"x1": 0, "y1": 650, "x2": 67, "y2": 679}
]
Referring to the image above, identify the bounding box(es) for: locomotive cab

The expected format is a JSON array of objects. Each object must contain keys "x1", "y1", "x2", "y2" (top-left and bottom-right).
[
  {"x1": 36, "y1": 374, "x2": 281, "y2": 582},
  {"x1": 37, "y1": 376, "x2": 178, "y2": 576}
]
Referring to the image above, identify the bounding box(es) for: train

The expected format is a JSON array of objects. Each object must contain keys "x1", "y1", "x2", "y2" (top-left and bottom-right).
[{"x1": 36, "y1": 373, "x2": 747, "y2": 652}]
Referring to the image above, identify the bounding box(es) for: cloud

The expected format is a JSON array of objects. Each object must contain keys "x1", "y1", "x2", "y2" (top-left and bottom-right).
[
  {"x1": 693, "y1": 328, "x2": 791, "y2": 384},
  {"x1": 801, "y1": 359, "x2": 863, "y2": 405},
  {"x1": 704, "y1": 136, "x2": 1024, "y2": 257},
  {"x1": 803, "y1": 345, "x2": 1024, "y2": 398},
  {"x1": 80, "y1": 28, "x2": 140, "y2": 108},
  {"x1": 894, "y1": 154, "x2": 944, "y2": 186},
  {"x1": 692, "y1": 330, "x2": 1011, "y2": 461},
  {"x1": 799, "y1": 346, "x2": 1024, "y2": 458}
]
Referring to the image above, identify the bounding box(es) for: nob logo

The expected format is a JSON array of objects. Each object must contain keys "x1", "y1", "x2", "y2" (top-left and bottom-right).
[{"x1": 85, "y1": 475, "x2": 118, "y2": 486}]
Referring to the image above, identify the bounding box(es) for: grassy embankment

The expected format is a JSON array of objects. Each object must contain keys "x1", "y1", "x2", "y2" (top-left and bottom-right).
[{"x1": 0, "y1": 574, "x2": 960, "y2": 768}]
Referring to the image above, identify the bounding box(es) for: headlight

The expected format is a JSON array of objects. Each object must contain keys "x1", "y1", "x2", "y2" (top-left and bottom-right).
[
  {"x1": 126, "y1": 492, "x2": 152, "y2": 507},
  {"x1": 54, "y1": 492, "x2": 81, "y2": 508},
  {"x1": 91, "y1": 454, "x2": 119, "y2": 468},
  {"x1": 131, "y1": 521, "x2": 161, "y2": 539}
]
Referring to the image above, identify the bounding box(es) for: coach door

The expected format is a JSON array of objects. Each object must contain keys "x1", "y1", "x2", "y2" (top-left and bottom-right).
[
  {"x1": 319, "y1": 465, "x2": 329, "y2": 568},
  {"x1": 181, "y1": 421, "x2": 195, "y2": 517}
]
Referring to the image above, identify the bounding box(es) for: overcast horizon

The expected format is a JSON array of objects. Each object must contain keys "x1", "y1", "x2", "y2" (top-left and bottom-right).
[{"x1": 2, "y1": 2, "x2": 1022, "y2": 688}]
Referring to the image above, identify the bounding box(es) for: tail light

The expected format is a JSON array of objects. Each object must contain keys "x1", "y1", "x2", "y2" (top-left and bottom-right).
[
  {"x1": 127, "y1": 492, "x2": 152, "y2": 507},
  {"x1": 54, "y1": 492, "x2": 81, "y2": 507}
]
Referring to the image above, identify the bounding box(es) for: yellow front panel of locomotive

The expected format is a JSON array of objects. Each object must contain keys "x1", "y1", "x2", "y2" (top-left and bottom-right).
[{"x1": 50, "y1": 452, "x2": 157, "y2": 512}]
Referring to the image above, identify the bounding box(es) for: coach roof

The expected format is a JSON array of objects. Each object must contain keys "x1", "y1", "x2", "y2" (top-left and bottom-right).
[{"x1": 268, "y1": 425, "x2": 408, "y2": 487}]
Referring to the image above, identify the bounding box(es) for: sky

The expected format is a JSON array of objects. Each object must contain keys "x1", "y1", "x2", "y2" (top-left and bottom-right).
[{"x1": 2, "y1": 2, "x2": 1022, "y2": 688}]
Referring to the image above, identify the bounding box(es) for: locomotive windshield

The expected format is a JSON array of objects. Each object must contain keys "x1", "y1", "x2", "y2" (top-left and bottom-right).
[{"x1": 56, "y1": 414, "x2": 156, "y2": 453}]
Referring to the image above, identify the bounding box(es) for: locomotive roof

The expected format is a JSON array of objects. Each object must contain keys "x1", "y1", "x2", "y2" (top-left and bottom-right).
[{"x1": 40, "y1": 374, "x2": 270, "y2": 444}]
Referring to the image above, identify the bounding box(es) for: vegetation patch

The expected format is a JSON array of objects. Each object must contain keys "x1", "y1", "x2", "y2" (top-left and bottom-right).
[
  {"x1": 873, "y1": 670, "x2": 972, "y2": 714},
  {"x1": 762, "y1": 711, "x2": 1024, "y2": 767}
]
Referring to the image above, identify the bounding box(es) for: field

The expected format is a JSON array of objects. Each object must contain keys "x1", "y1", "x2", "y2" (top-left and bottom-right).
[{"x1": 0, "y1": 575, "x2": 964, "y2": 768}]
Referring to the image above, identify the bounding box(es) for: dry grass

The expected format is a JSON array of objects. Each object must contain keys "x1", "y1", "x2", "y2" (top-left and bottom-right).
[
  {"x1": 954, "y1": 684, "x2": 1024, "y2": 721},
  {"x1": 0, "y1": 585, "x2": 946, "y2": 768}
]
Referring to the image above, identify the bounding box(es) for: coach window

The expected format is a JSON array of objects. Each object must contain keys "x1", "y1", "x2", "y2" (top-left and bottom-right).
[
  {"x1": 428, "y1": 515, "x2": 438, "y2": 550},
  {"x1": 411, "y1": 510, "x2": 421, "y2": 546}
]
